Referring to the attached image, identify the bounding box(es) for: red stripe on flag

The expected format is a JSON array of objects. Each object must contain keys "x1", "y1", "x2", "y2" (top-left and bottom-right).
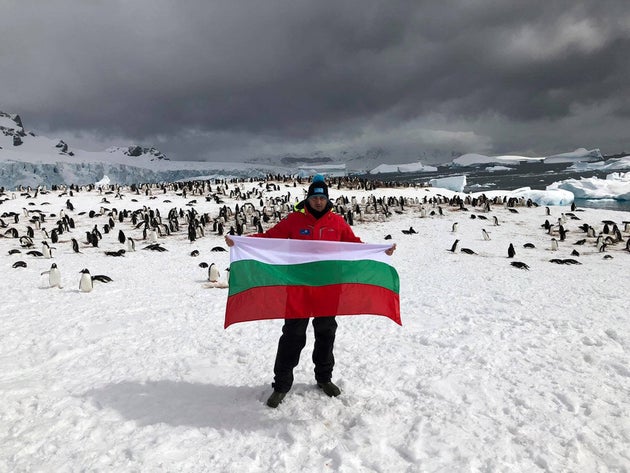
[{"x1": 224, "y1": 283, "x2": 401, "y2": 328}]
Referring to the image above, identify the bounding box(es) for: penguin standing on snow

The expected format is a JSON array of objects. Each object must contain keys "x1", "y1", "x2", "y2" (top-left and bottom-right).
[
  {"x1": 78, "y1": 268, "x2": 113, "y2": 292},
  {"x1": 41, "y1": 263, "x2": 62, "y2": 288},
  {"x1": 79, "y1": 268, "x2": 93, "y2": 292},
  {"x1": 42, "y1": 241, "x2": 54, "y2": 259},
  {"x1": 126, "y1": 237, "x2": 136, "y2": 252},
  {"x1": 448, "y1": 239, "x2": 460, "y2": 253},
  {"x1": 508, "y1": 243, "x2": 516, "y2": 258},
  {"x1": 208, "y1": 263, "x2": 220, "y2": 283}
]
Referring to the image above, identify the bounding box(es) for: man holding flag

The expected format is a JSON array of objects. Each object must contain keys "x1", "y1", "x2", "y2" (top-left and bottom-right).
[{"x1": 225, "y1": 175, "x2": 397, "y2": 408}]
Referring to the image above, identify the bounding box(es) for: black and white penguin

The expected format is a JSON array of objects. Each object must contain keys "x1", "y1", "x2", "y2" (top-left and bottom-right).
[
  {"x1": 510, "y1": 261, "x2": 530, "y2": 270},
  {"x1": 71, "y1": 238, "x2": 81, "y2": 253},
  {"x1": 508, "y1": 243, "x2": 515, "y2": 258},
  {"x1": 482, "y1": 229, "x2": 491, "y2": 241},
  {"x1": 42, "y1": 241, "x2": 53, "y2": 259},
  {"x1": 558, "y1": 225, "x2": 567, "y2": 242},
  {"x1": 451, "y1": 222, "x2": 458, "y2": 233},
  {"x1": 79, "y1": 268, "x2": 112, "y2": 292},
  {"x1": 550, "y1": 238, "x2": 559, "y2": 251},
  {"x1": 79, "y1": 268, "x2": 93, "y2": 292},
  {"x1": 448, "y1": 239, "x2": 460, "y2": 253},
  {"x1": 126, "y1": 237, "x2": 136, "y2": 252},
  {"x1": 41, "y1": 263, "x2": 62, "y2": 288},
  {"x1": 208, "y1": 263, "x2": 220, "y2": 283}
]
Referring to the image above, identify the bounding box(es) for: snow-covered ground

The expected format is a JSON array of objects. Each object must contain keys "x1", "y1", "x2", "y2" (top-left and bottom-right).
[{"x1": 1, "y1": 179, "x2": 629, "y2": 472}]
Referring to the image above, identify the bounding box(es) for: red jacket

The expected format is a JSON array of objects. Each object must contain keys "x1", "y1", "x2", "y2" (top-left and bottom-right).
[{"x1": 252, "y1": 208, "x2": 362, "y2": 243}]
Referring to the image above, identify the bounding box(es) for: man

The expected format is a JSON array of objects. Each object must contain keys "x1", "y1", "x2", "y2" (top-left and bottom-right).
[{"x1": 226, "y1": 175, "x2": 395, "y2": 408}]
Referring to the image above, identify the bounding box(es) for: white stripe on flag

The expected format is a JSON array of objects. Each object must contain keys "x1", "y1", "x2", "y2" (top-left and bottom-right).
[{"x1": 229, "y1": 236, "x2": 393, "y2": 265}]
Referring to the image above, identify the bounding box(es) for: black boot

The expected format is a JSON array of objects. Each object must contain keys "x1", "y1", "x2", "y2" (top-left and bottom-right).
[
  {"x1": 317, "y1": 381, "x2": 341, "y2": 397},
  {"x1": 266, "y1": 391, "x2": 286, "y2": 408}
]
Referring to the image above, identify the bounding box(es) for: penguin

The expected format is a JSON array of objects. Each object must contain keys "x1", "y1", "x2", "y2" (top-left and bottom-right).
[
  {"x1": 42, "y1": 241, "x2": 53, "y2": 259},
  {"x1": 493, "y1": 216, "x2": 500, "y2": 226},
  {"x1": 41, "y1": 263, "x2": 62, "y2": 288},
  {"x1": 510, "y1": 261, "x2": 530, "y2": 270},
  {"x1": 596, "y1": 235, "x2": 606, "y2": 252},
  {"x1": 482, "y1": 229, "x2": 491, "y2": 241},
  {"x1": 126, "y1": 237, "x2": 136, "y2": 252},
  {"x1": 79, "y1": 268, "x2": 93, "y2": 292},
  {"x1": 71, "y1": 238, "x2": 81, "y2": 253},
  {"x1": 208, "y1": 263, "x2": 220, "y2": 283},
  {"x1": 451, "y1": 222, "x2": 458, "y2": 233},
  {"x1": 508, "y1": 243, "x2": 515, "y2": 258},
  {"x1": 550, "y1": 238, "x2": 559, "y2": 251},
  {"x1": 558, "y1": 225, "x2": 566, "y2": 242},
  {"x1": 448, "y1": 239, "x2": 460, "y2": 253},
  {"x1": 79, "y1": 268, "x2": 112, "y2": 292}
]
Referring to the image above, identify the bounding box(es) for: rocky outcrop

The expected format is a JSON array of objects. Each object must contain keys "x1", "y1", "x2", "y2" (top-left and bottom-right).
[{"x1": 122, "y1": 146, "x2": 169, "y2": 161}]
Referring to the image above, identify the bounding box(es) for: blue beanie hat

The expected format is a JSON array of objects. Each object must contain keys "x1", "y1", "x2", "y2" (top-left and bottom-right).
[{"x1": 307, "y1": 174, "x2": 329, "y2": 198}]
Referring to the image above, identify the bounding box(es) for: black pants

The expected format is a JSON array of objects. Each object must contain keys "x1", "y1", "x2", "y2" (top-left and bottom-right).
[{"x1": 272, "y1": 317, "x2": 337, "y2": 393}]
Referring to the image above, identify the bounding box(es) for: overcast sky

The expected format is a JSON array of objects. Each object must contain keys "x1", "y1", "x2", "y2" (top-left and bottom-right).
[{"x1": 2, "y1": 0, "x2": 629, "y2": 163}]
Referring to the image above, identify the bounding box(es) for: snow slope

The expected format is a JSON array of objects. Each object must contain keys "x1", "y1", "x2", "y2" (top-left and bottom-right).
[{"x1": 1, "y1": 179, "x2": 629, "y2": 472}]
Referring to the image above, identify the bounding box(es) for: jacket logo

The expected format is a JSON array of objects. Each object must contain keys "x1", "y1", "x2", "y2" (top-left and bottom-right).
[{"x1": 300, "y1": 228, "x2": 311, "y2": 235}]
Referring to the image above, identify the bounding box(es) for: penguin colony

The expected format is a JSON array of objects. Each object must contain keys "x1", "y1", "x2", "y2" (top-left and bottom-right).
[{"x1": 1, "y1": 176, "x2": 629, "y2": 292}]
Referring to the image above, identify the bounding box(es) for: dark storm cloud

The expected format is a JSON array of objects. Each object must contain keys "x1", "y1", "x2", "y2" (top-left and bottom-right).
[{"x1": 1, "y1": 0, "x2": 629, "y2": 161}]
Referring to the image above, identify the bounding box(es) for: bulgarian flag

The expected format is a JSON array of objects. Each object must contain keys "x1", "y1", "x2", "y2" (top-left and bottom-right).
[{"x1": 224, "y1": 236, "x2": 401, "y2": 328}]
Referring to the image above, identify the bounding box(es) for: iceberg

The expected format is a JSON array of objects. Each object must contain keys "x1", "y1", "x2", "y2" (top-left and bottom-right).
[
  {"x1": 544, "y1": 148, "x2": 603, "y2": 164},
  {"x1": 369, "y1": 161, "x2": 438, "y2": 174},
  {"x1": 452, "y1": 153, "x2": 544, "y2": 167},
  {"x1": 566, "y1": 155, "x2": 630, "y2": 172},
  {"x1": 429, "y1": 175, "x2": 466, "y2": 192},
  {"x1": 547, "y1": 172, "x2": 630, "y2": 201},
  {"x1": 508, "y1": 187, "x2": 574, "y2": 206}
]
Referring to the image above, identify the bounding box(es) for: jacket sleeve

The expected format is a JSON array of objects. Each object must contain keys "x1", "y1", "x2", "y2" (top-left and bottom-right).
[
  {"x1": 249, "y1": 213, "x2": 294, "y2": 239},
  {"x1": 338, "y1": 216, "x2": 363, "y2": 243}
]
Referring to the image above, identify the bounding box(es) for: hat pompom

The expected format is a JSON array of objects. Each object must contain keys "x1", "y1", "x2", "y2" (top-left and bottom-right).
[{"x1": 312, "y1": 174, "x2": 325, "y2": 184}]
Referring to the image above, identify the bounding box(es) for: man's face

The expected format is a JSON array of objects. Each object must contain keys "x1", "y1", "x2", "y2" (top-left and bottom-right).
[{"x1": 308, "y1": 195, "x2": 328, "y2": 211}]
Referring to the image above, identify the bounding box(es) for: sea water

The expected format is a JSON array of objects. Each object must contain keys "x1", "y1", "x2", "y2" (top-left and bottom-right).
[{"x1": 364, "y1": 162, "x2": 630, "y2": 212}]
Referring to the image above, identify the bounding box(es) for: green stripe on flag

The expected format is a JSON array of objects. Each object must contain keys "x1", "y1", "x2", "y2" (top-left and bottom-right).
[{"x1": 228, "y1": 259, "x2": 399, "y2": 296}]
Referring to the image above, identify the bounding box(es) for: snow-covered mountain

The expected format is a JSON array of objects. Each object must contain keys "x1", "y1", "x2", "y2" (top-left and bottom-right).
[
  {"x1": 0, "y1": 112, "x2": 288, "y2": 188},
  {"x1": 1, "y1": 111, "x2": 627, "y2": 188}
]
